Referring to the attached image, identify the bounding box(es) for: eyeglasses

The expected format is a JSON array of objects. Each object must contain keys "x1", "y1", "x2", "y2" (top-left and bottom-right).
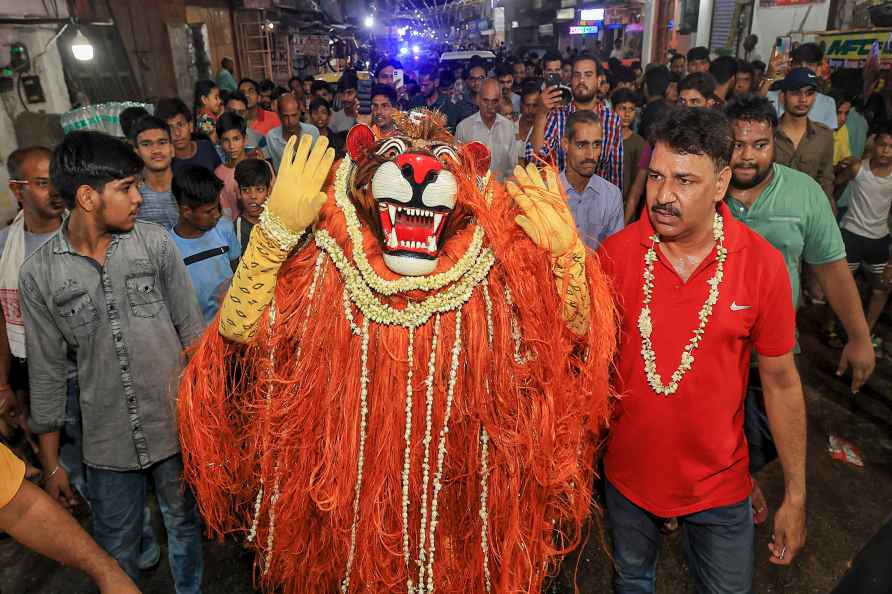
[{"x1": 10, "y1": 178, "x2": 50, "y2": 190}]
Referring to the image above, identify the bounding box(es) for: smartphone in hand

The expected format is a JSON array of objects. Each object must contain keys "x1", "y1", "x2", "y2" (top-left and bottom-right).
[{"x1": 357, "y1": 77, "x2": 372, "y2": 116}]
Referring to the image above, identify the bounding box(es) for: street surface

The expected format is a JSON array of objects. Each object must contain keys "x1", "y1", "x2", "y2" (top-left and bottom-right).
[{"x1": 2, "y1": 306, "x2": 891, "y2": 593}]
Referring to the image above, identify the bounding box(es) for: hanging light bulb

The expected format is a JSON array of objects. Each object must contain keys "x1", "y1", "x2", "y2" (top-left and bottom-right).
[{"x1": 70, "y1": 28, "x2": 94, "y2": 61}]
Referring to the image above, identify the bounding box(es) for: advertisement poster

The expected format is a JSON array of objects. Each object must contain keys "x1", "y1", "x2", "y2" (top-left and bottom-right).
[{"x1": 759, "y1": 0, "x2": 824, "y2": 7}]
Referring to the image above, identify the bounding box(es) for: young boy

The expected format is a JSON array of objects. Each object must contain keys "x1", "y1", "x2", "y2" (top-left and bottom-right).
[
  {"x1": 20, "y1": 131, "x2": 204, "y2": 591},
  {"x1": 611, "y1": 88, "x2": 645, "y2": 204},
  {"x1": 233, "y1": 158, "x2": 273, "y2": 255},
  {"x1": 836, "y1": 123, "x2": 892, "y2": 342},
  {"x1": 170, "y1": 165, "x2": 241, "y2": 325}
]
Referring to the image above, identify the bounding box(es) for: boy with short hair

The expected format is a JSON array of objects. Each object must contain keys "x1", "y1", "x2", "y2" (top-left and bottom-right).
[
  {"x1": 170, "y1": 165, "x2": 242, "y2": 326},
  {"x1": 233, "y1": 159, "x2": 273, "y2": 254},
  {"x1": 611, "y1": 88, "x2": 645, "y2": 203},
  {"x1": 154, "y1": 97, "x2": 222, "y2": 175},
  {"x1": 20, "y1": 131, "x2": 204, "y2": 593}
]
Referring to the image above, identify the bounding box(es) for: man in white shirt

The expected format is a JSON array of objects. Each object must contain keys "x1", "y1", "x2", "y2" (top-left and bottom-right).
[
  {"x1": 455, "y1": 79, "x2": 520, "y2": 181},
  {"x1": 767, "y1": 42, "x2": 837, "y2": 130},
  {"x1": 265, "y1": 94, "x2": 319, "y2": 172}
]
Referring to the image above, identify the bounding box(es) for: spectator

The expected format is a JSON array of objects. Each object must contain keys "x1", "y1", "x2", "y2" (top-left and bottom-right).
[
  {"x1": 330, "y1": 71, "x2": 359, "y2": 133},
  {"x1": 743, "y1": 34, "x2": 762, "y2": 62},
  {"x1": 311, "y1": 79, "x2": 333, "y2": 105},
  {"x1": 224, "y1": 90, "x2": 266, "y2": 153},
  {"x1": 495, "y1": 63, "x2": 521, "y2": 114},
  {"x1": 371, "y1": 84, "x2": 398, "y2": 137},
  {"x1": 610, "y1": 38, "x2": 624, "y2": 60},
  {"x1": 669, "y1": 53, "x2": 686, "y2": 76},
  {"x1": 561, "y1": 59, "x2": 573, "y2": 85},
  {"x1": 155, "y1": 97, "x2": 222, "y2": 175},
  {"x1": 193, "y1": 79, "x2": 223, "y2": 143},
  {"x1": 829, "y1": 89, "x2": 853, "y2": 165},
  {"x1": 233, "y1": 159, "x2": 273, "y2": 254},
  {"x1": 131, "y1": 115, "x2": 179, "y2": 230},
  {"x1": 686, "y1": 46, "x2": 710, "y2": 73},
  {"x1": 542, "y1": 50, "x2": 563, "y2": 83},
  {"x1": 528, "y1": 52, "x2": 624, "y2": 190},
  {"x1": 258, "y1": 79, "x2": 275, "y2": 111},
  {"x1": 287, "y1": 75, "x2": 302, "y2": 95},
  {"x1": 118, "y1": 106, "x2": 148, "y2": 143},
  {"x1": 678, "y1": 72, "x2": 718, "y2": 108},
  {"x1": 464, "y1": 62, "x2": 486, "y2": 104},
  {"x1": 215, "y1": 57, "x2": 237, "y2": 93},
  {"x1": 708, "y1": 55, "x2": 738, "y2": 106},
  {"x1": 511, "y1": 60, "x2": 527, "y2": 90},
  {"x1": 215, "y1": 113, "x2": 263, "y2": 220},
  {"x1": 21, "y1": 131, "x2": 205, "y2": 592},
  {"x1": 238, "y1": 78, "x2": 282, "y2": 137},
  {"x1": 516, "y1": 80, "x2": 540, "y2": 155},
  {"x1": 611, "y1": 88, "x2": 645, "y2": 203},
  {"x1": 0, "y1": 148, "x2": 65, "y2": 486},
  {"x1": 456, "y1": 79, "x2": 520, "y2": 181},
  {"x1": 599, "y1": 107, "x2": 806, "y2": 593},
  {"x1": 773, "y1": 68, "x2": 835, "y2": 203},
  {"x1": 766, "y1": 43, "x2": 838, "y2": 130},
  {"x1": 558, "y1": 110, "x2": 623, "y2": 248},
  {"x1": 376, "y1": 59, "x2": 400, "y2": 87},
  {"x1": 834, "y1": 123, "x2": 892, "y2": 335},
  {"x1": 308, "y1": 98, "x2": 346, "y2": 159},
  {"x1": 735, "y1": 61, "x2": 756, "y2": 97},
  {"x1": 0, "y1": 443, "x2": 139, "y2": 593},
  {"x1": 170, "y1": 165, "x2": 241, "y2": 326},
  {"x1": 302, "y1": 75, "x2": 314, "y2": 98},
  {"x1": 665, "y1": 71, "x2": 681, "y2": 104},
  {"x1": 406, "y1": 64, "x2": 460, "y2": 132},
  {"x1": 612, "y1": 66, "x2": 637, "y2": 91},
  {"x1": 265, "y1": 94, "x2": 319, "y2": 172}
]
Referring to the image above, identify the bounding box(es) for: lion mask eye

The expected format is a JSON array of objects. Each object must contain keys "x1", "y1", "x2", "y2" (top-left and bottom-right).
[
  {"x1": 375, "y1": 138, "x2": 409, "y2": 161},
  {"x1": 432, "y1": 144, "x2": 459, "y2": 165}
]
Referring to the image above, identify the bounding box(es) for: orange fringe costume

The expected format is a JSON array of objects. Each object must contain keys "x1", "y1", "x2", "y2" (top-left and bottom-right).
[{"x1": 178, "y1": 131, "x2": 617, "y2": 593}]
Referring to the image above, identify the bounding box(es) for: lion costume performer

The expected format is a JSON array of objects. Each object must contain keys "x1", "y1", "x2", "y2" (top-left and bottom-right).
[{"x1": 178, "y1": 110, "x2": 616, "y2": 593}]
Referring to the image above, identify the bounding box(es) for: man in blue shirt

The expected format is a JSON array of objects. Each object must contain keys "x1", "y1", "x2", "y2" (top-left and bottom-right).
[
  {"x1": 559, "y1": 110, "x2": 624, "y2": 249},
  {"x1": 169, "y1": 165, "x2": 241, "y2": 325}
]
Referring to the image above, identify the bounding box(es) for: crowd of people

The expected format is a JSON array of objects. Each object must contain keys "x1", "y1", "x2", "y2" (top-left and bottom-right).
[{"x1": 0, "y1": 34, "x2": 890, "y2": 594}]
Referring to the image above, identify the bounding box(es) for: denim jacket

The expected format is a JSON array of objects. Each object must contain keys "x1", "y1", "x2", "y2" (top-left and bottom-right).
[{"x1": 19, "y1": 220, "x2": 203, "y2": 470}]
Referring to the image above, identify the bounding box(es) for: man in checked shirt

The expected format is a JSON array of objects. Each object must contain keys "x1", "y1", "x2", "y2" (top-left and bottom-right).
[{"x1": 527, "y1": 52, "x2": 624, "y2": 192}]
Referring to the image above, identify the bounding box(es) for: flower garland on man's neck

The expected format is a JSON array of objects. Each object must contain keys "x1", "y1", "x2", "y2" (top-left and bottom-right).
[{"x1": 637, "y1": 211, "x2": 727, "y2": 396}]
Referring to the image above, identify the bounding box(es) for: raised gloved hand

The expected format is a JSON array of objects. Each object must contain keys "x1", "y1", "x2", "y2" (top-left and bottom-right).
[
  {"x1": 506, "y1": 163, "x2": 580, "y2": 258},
  {"x1": 265, "y1": 134, "x2": 336, "y2": 236},
  {"x1": 506, "y1": 163, "x2": 590, "y2": 335}
]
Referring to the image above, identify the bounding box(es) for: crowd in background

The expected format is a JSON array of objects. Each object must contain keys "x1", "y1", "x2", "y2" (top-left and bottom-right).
[{"x1": 0, "y1": 32, "x2": 891, "y2": 593}]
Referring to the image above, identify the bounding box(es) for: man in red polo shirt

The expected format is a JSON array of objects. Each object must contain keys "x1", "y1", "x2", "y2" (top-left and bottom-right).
[{"x1": 598, "y1": 107, "x2": 806, "y2": 593}]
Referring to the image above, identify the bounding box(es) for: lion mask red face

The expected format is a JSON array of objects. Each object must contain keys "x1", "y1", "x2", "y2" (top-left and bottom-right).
[{"x1": 346, "y1": 111, "x2": 490, "y2": 276}]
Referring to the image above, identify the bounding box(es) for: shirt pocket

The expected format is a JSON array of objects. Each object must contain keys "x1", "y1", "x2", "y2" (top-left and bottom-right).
[
  {"x1": 125, "y1": 270, "x2": 164, "y2": 318},
  {"x1": 53, "y1": 282, "x2": 98, "y2": 338}
]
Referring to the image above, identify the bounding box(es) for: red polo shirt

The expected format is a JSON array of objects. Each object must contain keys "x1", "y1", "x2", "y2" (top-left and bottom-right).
[
  {"x1": 249, "y1": 108, "x2": 281, "y2": 136},
  {"x1": 598, "y1": 202, "x2": 795, "y2": 517}
]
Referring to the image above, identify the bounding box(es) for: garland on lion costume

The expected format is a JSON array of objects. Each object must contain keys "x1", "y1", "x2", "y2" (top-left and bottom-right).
[{"x1": 178, "y1": 110, "x2": 617, "y2": 593}]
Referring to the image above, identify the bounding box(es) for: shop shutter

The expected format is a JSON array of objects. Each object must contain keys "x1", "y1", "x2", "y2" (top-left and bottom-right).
[{"x1": 710, "y1": 0, "x2": 736, "y2": 49}]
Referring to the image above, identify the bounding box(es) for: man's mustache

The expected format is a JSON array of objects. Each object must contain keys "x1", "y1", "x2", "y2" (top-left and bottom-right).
[{"x1": 651, "y1": 203, "x2": 681, "y2": 217}]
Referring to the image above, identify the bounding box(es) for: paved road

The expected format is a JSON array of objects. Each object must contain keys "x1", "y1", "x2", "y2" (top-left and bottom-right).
[{"x1": 2, "y1": 307, "x2": 891, "y2": 593}]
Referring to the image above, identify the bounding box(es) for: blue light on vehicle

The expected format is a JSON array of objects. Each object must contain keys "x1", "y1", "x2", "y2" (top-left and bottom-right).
[
  {"x1": 412, "y1": 44, "x2": 420, "y2": 55},
  {"x1": 399, "y1": 46, "x2": 409, "y2": 56}
]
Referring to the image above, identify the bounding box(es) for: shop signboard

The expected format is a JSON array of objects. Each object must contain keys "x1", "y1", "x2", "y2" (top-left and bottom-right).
[
  {"x1": 569, "y1": 24, "x2": 600, "y2": 34},
  {"x1": 579, "y1": 8, "x2": 605, "y2": 20},
  {"x1": 759, "y1": 0, "x2": 823, "y2": 6},
  {"x1": 818, "y1": 29, "x2": 892, "y2": 66}
]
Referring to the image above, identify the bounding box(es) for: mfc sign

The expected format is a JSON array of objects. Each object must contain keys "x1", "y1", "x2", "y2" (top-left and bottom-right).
[{"x1": 821, "y1": 33, "x2": 892, "y2": 62}]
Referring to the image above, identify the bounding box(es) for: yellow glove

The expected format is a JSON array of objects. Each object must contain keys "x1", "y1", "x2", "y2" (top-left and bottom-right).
[
  {"x1": 506, "y1": 164, "x2": 578, "y2": 257},
  {"x1": 218, "y1": 135, "x2": 334, "y2": 343},
  {"x1": 506, "y1": 164, "x2": 590, "y2": 335},
  {"x1": 264, "y1": 134, "x2": 336, "y2": 242}
]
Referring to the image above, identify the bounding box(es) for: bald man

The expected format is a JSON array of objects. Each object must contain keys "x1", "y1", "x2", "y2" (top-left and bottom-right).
[
  {"x1": 265, "y1": 93, "x2": 320, "y2": 172},
  {"x1": 455, "y1": 79, "x2": 522, "y2": 181}
]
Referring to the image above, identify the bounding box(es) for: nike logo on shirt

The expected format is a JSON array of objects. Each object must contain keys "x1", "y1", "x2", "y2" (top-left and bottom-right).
[{"x1": 730, "y1": 301, "x2": 752, "y2": 311}]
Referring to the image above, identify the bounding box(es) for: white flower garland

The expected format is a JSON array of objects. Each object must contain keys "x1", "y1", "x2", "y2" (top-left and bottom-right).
[
  {"x1": 504, "y1": 287, "x2": 532, "y2": 364},
  {"x1": 402, "y1": 327, "x2": 416, "y2": 594},
  {"x1": 416, "y1": 314, "x2": 441, "y2": 591},
  {"x1": 424, "y1": 310, "x2": 463, "y2": 593},
  {"x1": 333, "y1": 157, "x2": 488, "y2": 296},
  {"x1": 341, "y1": 317, "x2": 371, "y2": 593},
  {"x1": 638, "y1": 212, "x2": 727, "y2": 396},
  {"x1": 248, "y1": 297, "x2": 277, "y2": 547},
  {"x1": 478, "y1": 428, "x2": 492, "y2": 594},
  {"x1": 481, "y1": 284, "x2": 494, "y2": 349},
  {"x1": 316, "y1": 229, "x2": 495, "y2": 329}
]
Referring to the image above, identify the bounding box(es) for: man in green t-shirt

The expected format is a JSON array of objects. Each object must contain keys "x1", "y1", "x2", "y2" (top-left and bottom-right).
[{"x1": 723, "y1": 96, "x2": 875, "y2": 519}]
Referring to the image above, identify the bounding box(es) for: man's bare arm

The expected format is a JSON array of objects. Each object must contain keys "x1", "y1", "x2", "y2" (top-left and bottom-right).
[
  {"x1": 0, "y1": 479, "x2": 139, "y2": 593},
  {"x1": 758, "y1": 351, "x2": 806, "y2": 566}
]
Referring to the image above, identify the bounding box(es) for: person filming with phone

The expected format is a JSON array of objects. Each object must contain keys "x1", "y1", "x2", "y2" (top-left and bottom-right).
[{"x1": 526, "y1": 52, "x2": 624, "y2": 191}]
